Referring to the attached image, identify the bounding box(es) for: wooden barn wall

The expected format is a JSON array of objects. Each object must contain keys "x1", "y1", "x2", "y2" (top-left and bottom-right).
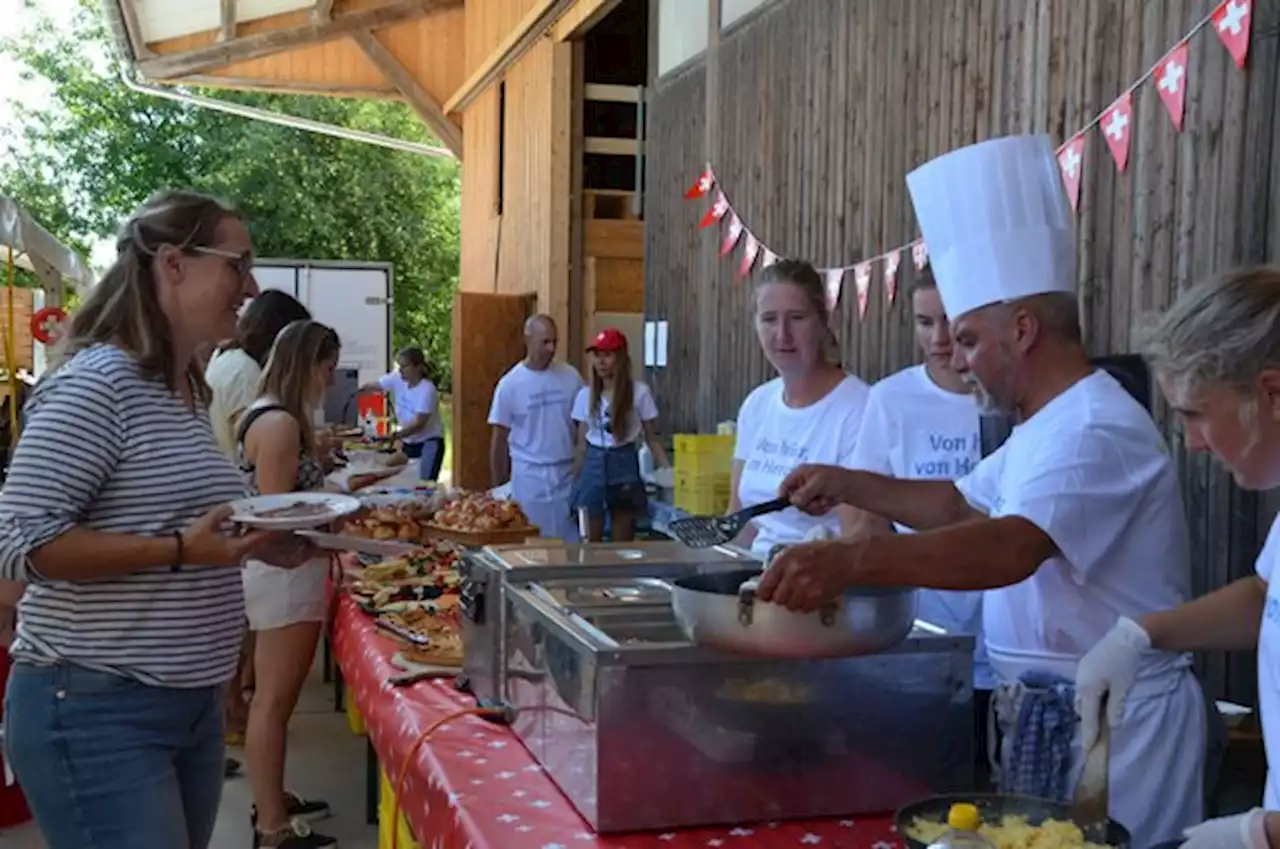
[{"x1": 644, "y1": 0, "x2": 1280, "y2": 704}]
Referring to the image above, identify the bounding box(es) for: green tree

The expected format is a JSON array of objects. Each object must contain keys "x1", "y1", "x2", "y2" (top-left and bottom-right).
[{"x1": 0, "y1": 0, "x2": 460, "y2": 388}]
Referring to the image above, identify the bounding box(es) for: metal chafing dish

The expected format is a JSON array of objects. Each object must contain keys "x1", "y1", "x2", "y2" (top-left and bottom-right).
[
  {"x1": 458, "y1": 541, "x2": 754, "y2": 704},
  {"x1": 500, "y1": 571, "x2": 976, "y2": 833}
]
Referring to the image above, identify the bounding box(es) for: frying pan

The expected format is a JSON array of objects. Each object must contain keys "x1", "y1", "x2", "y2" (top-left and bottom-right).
[{"x1": 894, "y1": 794, "x2": 1130, "y2": 849}]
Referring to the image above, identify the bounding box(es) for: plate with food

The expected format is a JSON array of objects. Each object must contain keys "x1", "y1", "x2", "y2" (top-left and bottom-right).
[{"x1": 228, "y1": 493, "x2": 362, "y2": 530}]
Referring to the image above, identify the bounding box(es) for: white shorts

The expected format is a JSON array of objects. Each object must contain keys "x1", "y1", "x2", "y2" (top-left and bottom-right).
[{"x1": 242, "y1": 557, "x2": 330, "y2": 632}]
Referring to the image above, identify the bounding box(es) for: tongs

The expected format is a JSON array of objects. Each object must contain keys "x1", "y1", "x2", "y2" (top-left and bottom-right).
[{"x1": 668, "y1": 498, "x2": 791, "y2": 548}]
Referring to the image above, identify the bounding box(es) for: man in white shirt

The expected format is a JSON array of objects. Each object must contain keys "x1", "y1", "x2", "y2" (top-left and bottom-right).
[
  {"x1": 489, "y1": 315, "x2": 584, "y2": 541},
  {"x1": 846, "y1": 271, "x2": 993, "y2": 784},
  {"x1": 758, "y1": 135, "x2": 1205, "y2": 845}
]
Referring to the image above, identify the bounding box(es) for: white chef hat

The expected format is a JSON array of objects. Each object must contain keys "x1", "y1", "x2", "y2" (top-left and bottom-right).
[{"x1": 906, "y1": 135, "x2": 1076, "y2": 319}]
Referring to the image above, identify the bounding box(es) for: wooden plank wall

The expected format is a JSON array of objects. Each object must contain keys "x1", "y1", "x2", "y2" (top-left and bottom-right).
[{"x1": 644, "y1": 0, "x2": 1280, "y2": 704}]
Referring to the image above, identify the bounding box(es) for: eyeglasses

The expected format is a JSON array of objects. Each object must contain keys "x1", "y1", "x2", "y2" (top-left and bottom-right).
[{"x1": 192, "y1": 246, "x2": 254, "y2": 280}]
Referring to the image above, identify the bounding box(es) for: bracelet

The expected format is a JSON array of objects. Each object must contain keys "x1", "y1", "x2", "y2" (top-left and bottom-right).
[{"x1": 171, "y1": 530, "x2": 184, "y2": 573}]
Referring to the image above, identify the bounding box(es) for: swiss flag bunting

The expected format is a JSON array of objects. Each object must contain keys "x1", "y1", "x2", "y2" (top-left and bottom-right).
[
  {"x1": 912, "y1": 242, "x2": 929, "y2": 271},
  {"x1": 1155, "y1": 43, "x2": 1190, "y2": 131},
  {"x1": 883, "y1": 251, "x2": 901, "y2": 304},
  {"x1": 761, "y1": 248, "x2": 779, "y2": 269},
  {"x1": 700, "y1": 192, "x2": 730, "y2": 230},
  {"x1": 1057, "y1": 136, "x2": 1086, "y2": 211},
  {"x1": 1213, "y1": 0, "x2": 1251, "y2": 69},
  {"x1": 720, "y1": 214, "x2": 744, "y2": 258},
  {"x1": 1100, "y1": 93, "x2": 1133, "y2": 172},
  {"x1": 738, "y1": 232, "x2": 760, "y2": 277},
  {"x1": 685, "y1": 166, "x2": 715, "y2": 200},
  {"x1": 823, "y1": 269, "x2": 844, "y2": 314},
  {"x1": 853, "y1": 263, "x2": 872, "y2": 320}
]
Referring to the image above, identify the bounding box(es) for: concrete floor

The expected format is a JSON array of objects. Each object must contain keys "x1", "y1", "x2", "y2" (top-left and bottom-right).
[{"x1": 0, "y1": 662, "x2": 379, "y2": 849}]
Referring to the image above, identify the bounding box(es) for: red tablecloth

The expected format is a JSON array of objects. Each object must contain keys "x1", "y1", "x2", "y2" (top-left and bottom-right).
[{"x1": 332, "y1": 595, "x2": 905, "y2": 849}]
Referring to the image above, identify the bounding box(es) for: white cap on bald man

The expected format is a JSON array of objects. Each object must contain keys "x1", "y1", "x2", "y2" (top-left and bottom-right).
[{"x1": 906, "y1": 134, "x2": 1076, "y2": 320}]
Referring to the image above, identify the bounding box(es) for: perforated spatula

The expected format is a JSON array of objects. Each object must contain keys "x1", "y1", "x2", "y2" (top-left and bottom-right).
[{"x1": 668, "y1": 498, "x2": 791, "y2": 548}]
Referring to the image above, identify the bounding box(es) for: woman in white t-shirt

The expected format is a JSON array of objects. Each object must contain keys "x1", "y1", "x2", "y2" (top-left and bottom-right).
[
  {"x1": 363, "y1": 347, "x2": 445, "y2": 481},
  {"x1": 570, "y1": 327, "x2": 670, "y2": 542},
  {"x1": 731, "y1": 259, "x2": 870, "y2": 560},
  {"x1": 1078, "y1": 267, "x2": 1280, "y2": 849}
]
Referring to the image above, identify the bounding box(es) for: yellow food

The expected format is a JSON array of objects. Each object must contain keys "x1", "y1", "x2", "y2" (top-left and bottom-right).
[{"x1": 907, "y1": 814, "x2": 1111, "y2": 849}]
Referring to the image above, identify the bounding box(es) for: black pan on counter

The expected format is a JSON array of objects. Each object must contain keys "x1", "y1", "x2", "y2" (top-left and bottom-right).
[{"x1": 895, "y1": 794, "x2": 1131, "y2": 849}]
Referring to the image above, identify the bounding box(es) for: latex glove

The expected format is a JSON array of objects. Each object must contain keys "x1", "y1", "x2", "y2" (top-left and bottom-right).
[
  {"x1": 1074, "y1": 616, "x2": 1150, "y2": 749},
  {"x1": 1182, "y1": 809, "x2": 1267, "y2": 849}
]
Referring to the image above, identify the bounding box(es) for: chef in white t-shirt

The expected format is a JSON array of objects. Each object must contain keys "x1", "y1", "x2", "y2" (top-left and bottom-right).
[
  {"x1": 759, "y1": 135, "x2": 1205, "y2": 845},
  {"x1": 364, "y1": 347, "x2": 446, "y2": 480},
  {"x1": 488, "y1": 315, "x2": 584, "y2": 541},
  {"x1": 1075, "y1": 266, "x2": 1280, "y2": 849},
  {"x1": 730, "y1": 259, "x2": 870, "y2": 561}
]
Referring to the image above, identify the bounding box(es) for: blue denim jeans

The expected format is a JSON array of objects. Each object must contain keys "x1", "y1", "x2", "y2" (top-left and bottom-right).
[{"x1": 3, "y1": 662, "x2": 226, "y2": 849}]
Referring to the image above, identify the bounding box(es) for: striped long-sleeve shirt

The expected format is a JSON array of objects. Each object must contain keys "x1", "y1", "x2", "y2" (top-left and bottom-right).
[{"x1": 0, "y1": 344, "x2": 250, "y2": 687}]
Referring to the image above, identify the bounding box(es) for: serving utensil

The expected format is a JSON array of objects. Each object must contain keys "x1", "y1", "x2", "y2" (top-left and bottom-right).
[
  {"x1": 668, "y1": 498, "x2": 791, "y2": 548},
  {"x1": 1071, "y1": 696, "x2": 1110, "y2": 824}
]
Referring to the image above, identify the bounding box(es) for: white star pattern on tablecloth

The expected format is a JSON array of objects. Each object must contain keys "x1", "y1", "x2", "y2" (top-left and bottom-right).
[
  {"x1": 474, "y1": 758, "x2": 488, "y2": 765},
  {"x1": 512, "y1": 790, "x2": 528, "y2": 798},
  {"x1": 457, "y1": 750, "x2": 475, "y2": 759},
  {"x1": 800, "y1": 836, "x2": 822, "y2": 845},
  {"x1": 873, "y1": 842, "x2": 896, "y2": 849},
  {"x1": 516, "y1": 825, "x2": 534, "y2": 833},
  {"x1": 837, "y1": 821, "x2": 855, "y2": 828},
  {"x1": 729, "y1": 828, "x2": 754, "y2": 837},
  {"x1": 488, "y1": 740, "x2": 508, "y2": 749},
  {"x1": 497, "y1": 770, "x2": 517, "y2": 779},
  {"x1": 707, "y1": 840, "x2": 724, "y2": 847},
  {"x1": 524, "y1": 765, "x2": 543, "y2": 772},
  {"x1": 531, "y1": 800, "x2": 552, "y2": 809},
  {"x1": 496, "y1": 813, "x2": 520, "y2": 823},
  {"x1": 575, "y1": 834, "x2": 594, "y2": 841},
  {"x1": 470, "y1": 779, "x2": 484, "y2": 786},
  {"x1": 541, "y1": 844, "x2": 567, "y2": 849},
  {"x1": 659, "y1": 834, "x2": 676, "y2": 841}
]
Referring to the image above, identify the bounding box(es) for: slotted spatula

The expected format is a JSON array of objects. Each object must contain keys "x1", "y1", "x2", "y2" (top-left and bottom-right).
[{"x1": 668, "y1": 498, "x2": 791, "y2": 548}]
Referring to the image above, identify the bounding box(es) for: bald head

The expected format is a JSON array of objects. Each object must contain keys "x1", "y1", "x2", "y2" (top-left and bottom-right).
[{"x1": 524, "y1": 313, "x2": 558, "y2": 370}]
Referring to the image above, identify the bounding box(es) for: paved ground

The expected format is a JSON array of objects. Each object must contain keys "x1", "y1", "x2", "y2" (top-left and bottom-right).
[{"x1": 0, "y1": 660, "x2": 379, "y2": 849}]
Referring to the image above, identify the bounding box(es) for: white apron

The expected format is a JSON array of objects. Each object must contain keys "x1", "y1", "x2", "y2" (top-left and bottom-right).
[
  {"x1": 510, "y1": 459, "x2": 578, "y2": 543},
  {"x1": 1257, "y1": 575, "x2": 1280, "y2": 808},
  {"x1": 989, "y1": 646, "x2": 1205, "y2": 848}
]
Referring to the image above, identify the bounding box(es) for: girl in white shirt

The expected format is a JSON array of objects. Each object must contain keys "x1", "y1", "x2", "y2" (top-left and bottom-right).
[
  {"x1": 571, "y1": 327, "x2": 670, "y2": 542},
  {"x1": 731, "y1": 259, "x2": 870, "y2": 559}
]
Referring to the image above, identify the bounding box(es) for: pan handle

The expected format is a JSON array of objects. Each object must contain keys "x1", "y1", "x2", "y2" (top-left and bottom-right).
[{"x1": 739, "y1": 497, "x2": 792, "y2": 521}]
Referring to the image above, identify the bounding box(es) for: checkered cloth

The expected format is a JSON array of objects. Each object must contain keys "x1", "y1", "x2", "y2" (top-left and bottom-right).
[{"x1": 992, "y1": 670, "x2": 1078, "y2": 802}]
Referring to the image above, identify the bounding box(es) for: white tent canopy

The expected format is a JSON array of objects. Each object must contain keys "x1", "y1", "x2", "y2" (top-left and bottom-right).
[{"x1": 0, "y1": 196, "x2": 95, "y2": 295}]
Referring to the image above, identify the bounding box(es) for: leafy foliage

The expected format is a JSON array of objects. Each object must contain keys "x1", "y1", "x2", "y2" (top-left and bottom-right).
[{"x1": 0, "y1": 0, "x2": 460, "y2": 388}]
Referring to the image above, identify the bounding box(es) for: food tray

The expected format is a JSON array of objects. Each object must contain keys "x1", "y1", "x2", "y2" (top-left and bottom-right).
[{"x1": 422, "y1": 523, "x2": 541, "y2": 547}]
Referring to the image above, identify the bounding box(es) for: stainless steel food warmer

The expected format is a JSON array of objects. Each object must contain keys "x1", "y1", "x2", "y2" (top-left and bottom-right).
[
  {"x1": 499, "y1": 572, "x2": 976, "y2": 833},
  {"x1": 458, "y1": 541, "x2": 754, "y2": 703}
]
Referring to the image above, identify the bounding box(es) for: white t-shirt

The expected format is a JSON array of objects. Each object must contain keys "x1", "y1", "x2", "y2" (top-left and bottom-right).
[
  {"x1": 488, "y1": 362, "x2": 584, "y2": 467},
  {"x1": 205, "y1": 348, "x2": 262, "y2": 461},
  {"x1": 849, "y1": 364, "x2": 992, "y2": 688},
  {"x1": 955, "y1": 370, "x2": 1193, "y2": 668},
  {"x1": 734, "y1": 375, "x2": 871, "y2": 558},
  {"x1": 571, "y1": 382, "x2": 659, "y2": 448},
  {"x1": 1254, "y1": 514, "x2": 1280, "y2": 808},
  {"x1": 378, "y1": 372, "x2": 442, "y2": 443}
]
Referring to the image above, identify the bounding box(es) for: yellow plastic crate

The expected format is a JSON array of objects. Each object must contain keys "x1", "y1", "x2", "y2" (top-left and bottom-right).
[
  {"x1": 344, "y1": 684, "x2": 366, "y2": 736},
  {"x1": 674, "y1": 434, "x2": 734, "y2": 475},
  {"x1": 378, "y1": 770, "x2": 422, "y2": 849},
  {"x1": 674, "y1": 472, "x2": 731, "y2": 515}
]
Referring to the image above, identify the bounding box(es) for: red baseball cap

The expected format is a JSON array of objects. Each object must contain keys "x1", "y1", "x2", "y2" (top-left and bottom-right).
[{"x1": 587, "y1": 327, "x2": 628, "y2": 353}]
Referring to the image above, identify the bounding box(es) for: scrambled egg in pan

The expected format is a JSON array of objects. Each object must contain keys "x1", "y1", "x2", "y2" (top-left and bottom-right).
[{"x1": 907, "y1": 814, "x2": 1113, "y2": 849}]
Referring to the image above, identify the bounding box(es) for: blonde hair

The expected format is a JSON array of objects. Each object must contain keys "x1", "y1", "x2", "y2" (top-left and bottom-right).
[
  {"x1": 257, "y1": 320, "x2": 341, "y2": 454},
  {"x1": 53, "y1": 190, "x2": 244, "y2": 403},
  {"x1": 1144, "y1": 266, "x2": 1280, "y2": 405}
]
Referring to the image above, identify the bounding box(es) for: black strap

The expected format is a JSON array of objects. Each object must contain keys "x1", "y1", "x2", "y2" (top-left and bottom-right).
[{"x1": 235, "y1": 403, "x2": 290, "y2": 448}]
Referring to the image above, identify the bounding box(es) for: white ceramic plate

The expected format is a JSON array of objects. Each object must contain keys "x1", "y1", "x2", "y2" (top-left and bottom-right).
[{"x1": 228, "y1": 493, "x2": 362, "y2": 530}]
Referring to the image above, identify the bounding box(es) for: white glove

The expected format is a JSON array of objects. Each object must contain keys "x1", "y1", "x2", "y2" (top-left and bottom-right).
[
  {"x1": 1182, "y1": 809, "x2": 1268, "y2": 849},
  {"x1": 1074, "y1": 616, "x2": 1150, "y2": 749}
]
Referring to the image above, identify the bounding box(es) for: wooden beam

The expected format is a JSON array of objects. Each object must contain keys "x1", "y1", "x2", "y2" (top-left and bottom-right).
[
  {"x1": 441, "y1": 0, "x2": 575, "y2": 115},
  {"x1": 312, "y1": 0, "x2": 336, "y2": 23},
  {"x1": 583, "y1": 83, "x2": 639, "y2": 103},
  {"x1": 218, "y1": 0, "x2": 236, "y2": 42},
  {"x1": 137, "y1": 0, "x2": 462, "y2": 81},
  {"x1": 584, "y1": 136, "x2": 639, "y2": 156},
  {"x1": 179, "y1": 74, "x2": 400, "y2": 100},
  {"x1": 552, "y1": 0, "x2": 622, "y2": 41},
  {"x1": 351, "y1": 29, "x2": 463, "y2": 158}
]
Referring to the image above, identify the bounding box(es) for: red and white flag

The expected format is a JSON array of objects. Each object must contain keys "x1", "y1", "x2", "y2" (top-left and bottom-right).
[
  {"x1": 738, "y1": 232, "x2": 760, "y2": 277},
  {"x1": 720, "y1": 214, "x2": 744, "y2": 258},
  {"x1": 853, "y1": 263, "x2": 872, "y2": 319},
  {"x1": 1100, "y1": 93, "x2": 1133, "y2": 172},
  {"x1": 684, "y1": 166, "x2": 716, "y2": 200},
  {"x1": 761, "y1": 248, "x2": 779, "y2": 269},
  {"x1": 883, "y1": 250, "x2": 901, "y2": 305},
  {"x1": 823, "y1": 268, "x2": 844, "y2": 314},
  {"x1": 1057, "y1": 136, "x2": 1086, "y2": 212},
  {"x1": 699, "y1": 192, "x2": 730, "y2": 230},
  {"x1": 1213, "y1": 0, "x2": 1251, "y2": 69},
  {"x1": 1155, "y1": 43, "x2": 1190, "y2": 132},
  {"x1": 912, "y1": 241, "x2": 929, "y2": 271}
]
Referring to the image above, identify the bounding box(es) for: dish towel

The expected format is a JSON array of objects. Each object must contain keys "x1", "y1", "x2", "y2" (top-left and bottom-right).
[{"x1": 990, "y1": 670, "x2": 1078, "y2": 802}]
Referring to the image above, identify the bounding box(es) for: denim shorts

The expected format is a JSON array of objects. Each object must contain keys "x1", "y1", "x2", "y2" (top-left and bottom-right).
[
  {"x1": 3, "y1": 662, "x2": 225, "y2": 849},
  {"x1": 571, "y1": 442, "x2": 647, "y2": 517}
]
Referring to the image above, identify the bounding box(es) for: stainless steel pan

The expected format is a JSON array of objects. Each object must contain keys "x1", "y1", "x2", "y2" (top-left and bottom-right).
[
  {"x1": 894, "y1": 793, "x2": 1130, "y2": 849},
  {"x1": 670, "y1": 566, "x2": 917, "y2": 658}
]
